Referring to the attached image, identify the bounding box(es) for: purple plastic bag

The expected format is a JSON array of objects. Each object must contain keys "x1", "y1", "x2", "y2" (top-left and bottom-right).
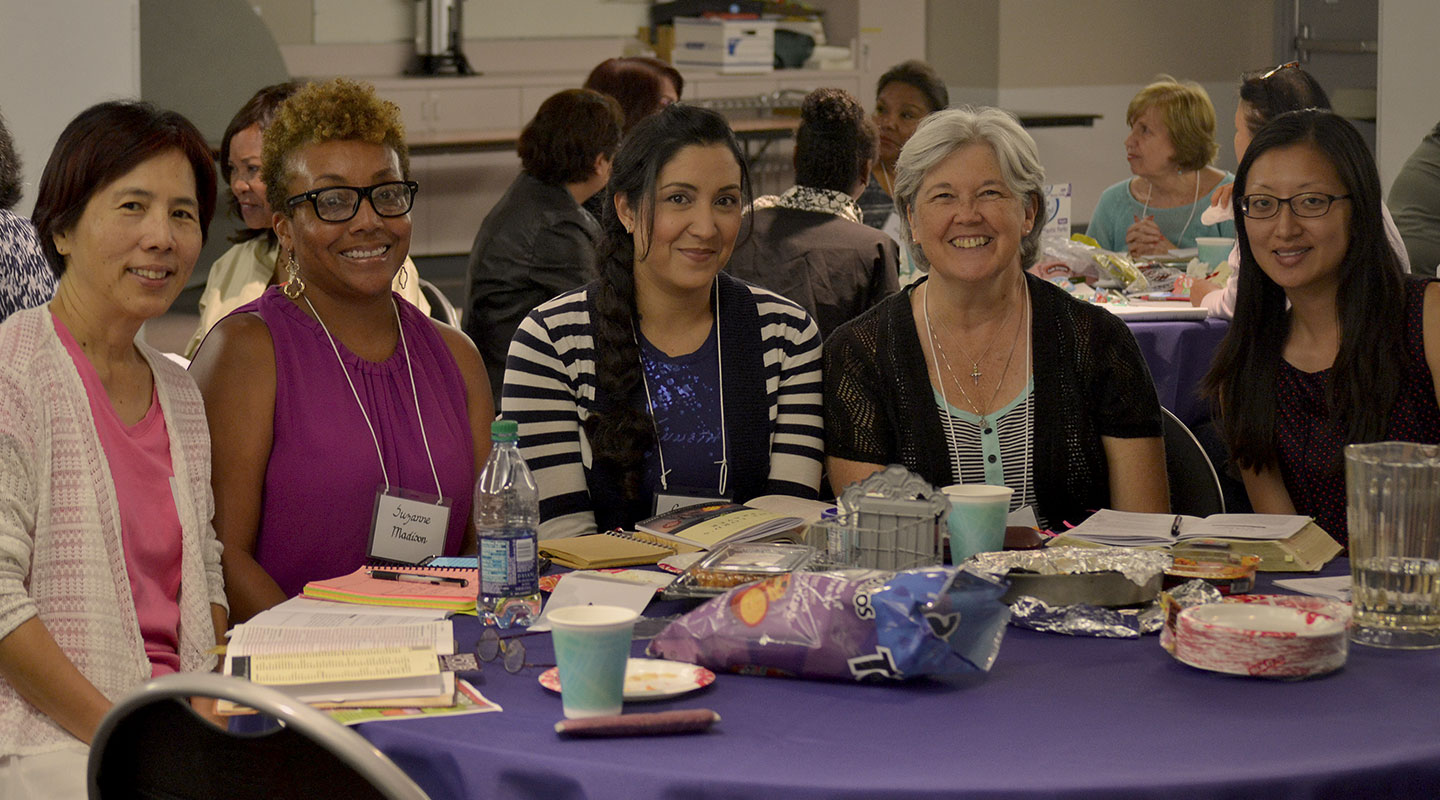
[{"x1": 646, "y1": 567, "x2": 1011, "y2": 682}]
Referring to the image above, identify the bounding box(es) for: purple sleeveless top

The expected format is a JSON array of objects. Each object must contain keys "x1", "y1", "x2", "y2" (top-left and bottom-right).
[{"x1": 242, "y1": 288, "x2": 474, "y2": 596}]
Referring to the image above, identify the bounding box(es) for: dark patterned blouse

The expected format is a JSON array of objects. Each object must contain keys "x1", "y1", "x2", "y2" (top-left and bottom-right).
[{"x1": 1275, "y1": 277, "x2": 1440, "y2": 544}]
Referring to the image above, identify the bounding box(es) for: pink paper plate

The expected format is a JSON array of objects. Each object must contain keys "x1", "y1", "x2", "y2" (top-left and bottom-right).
[
  {"x1": 539, "y1": 658, "x2": 715, "y2": 701},
  {"x1": 1172, "y1": 598, "x2": 1348, "y2": 679}
]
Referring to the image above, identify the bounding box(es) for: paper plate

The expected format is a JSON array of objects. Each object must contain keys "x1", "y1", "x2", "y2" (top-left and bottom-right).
[
  {"x1": 1170, "y1": 600, "x2": 1347, "y2": 678},
  {"x1": 538, "y1": 658, "x2": 715, "y2": 701}
]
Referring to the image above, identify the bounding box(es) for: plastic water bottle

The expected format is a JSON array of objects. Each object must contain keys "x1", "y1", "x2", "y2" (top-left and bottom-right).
[{"x1": 475, "y1": 419, "x2": 542, "y2": 628}]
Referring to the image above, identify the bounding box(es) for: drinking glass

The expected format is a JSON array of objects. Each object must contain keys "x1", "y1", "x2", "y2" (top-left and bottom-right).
[{"x1": 1345, "y1": 441, "x2": 1440, "y2": 649}]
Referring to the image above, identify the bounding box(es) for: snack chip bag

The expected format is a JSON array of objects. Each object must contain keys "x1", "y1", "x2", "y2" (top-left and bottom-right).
[{"x1": 646, "y1": 567, "x2": 1011, "y2": 682}]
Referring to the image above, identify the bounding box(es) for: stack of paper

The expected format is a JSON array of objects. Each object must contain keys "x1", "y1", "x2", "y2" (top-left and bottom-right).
[{"x1": 223, "y1": 619, "x2": 455, "y2": 709}]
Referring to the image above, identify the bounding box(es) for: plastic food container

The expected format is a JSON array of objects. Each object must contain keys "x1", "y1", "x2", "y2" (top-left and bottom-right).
[
  {"x1": 1164, "y1": 550, "x2": 1260, "y2": 595},
  {"x1": 663, "y1": 542, "x2": 816, "y2": 600}
]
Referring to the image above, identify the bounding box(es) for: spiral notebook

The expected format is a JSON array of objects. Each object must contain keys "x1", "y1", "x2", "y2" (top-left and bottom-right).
[
  {"x1": 302, "y1": 565, "x2": 478, "y2": 612},
  {"x1": 538, "y1": 531, "x2": 701, "y2": 570}
]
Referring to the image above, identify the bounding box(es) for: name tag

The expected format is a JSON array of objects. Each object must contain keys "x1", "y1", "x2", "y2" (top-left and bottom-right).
[{"x1": 367, "y1": 486, "x2": 452, "y2": 565}]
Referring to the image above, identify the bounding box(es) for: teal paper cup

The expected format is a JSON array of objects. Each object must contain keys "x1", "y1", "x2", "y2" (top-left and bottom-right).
[
  {"x1": 548, "y1": 605, "x2": 639, "y2": 719},
  {"x1": 1195, "y1": 236, "x2": 1234, "y2": 270},
  {"x1": 943, "y1": 484, "x2": 1014, "y2": 563}
]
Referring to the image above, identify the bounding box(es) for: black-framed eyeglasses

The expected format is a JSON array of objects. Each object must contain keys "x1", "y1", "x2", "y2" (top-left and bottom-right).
[
  {"x1": 285, "y1": 180, "x2": 419, "y2": 223},
  {"x1": 1260, "y1": 61, "x2": 1300, "y2": 80},
  {"x1": 475, "y1": 628, "x2": 552, "y2": 674},
  {"x1": 1239, "y1": 192, "x2": 1351, "y2": 220}
]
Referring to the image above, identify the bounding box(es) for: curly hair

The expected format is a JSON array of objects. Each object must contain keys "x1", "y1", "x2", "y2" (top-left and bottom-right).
[
  {"x1": 262, "y1": 78, "x2": 409, "y2": 216},
  {"x1": 518, "y1": 89, "x2": 623, "y2": 187},
  {"x1": 222, "y1": 81, "x2": 299, "y2": 242},
  {"x1": 585, "y1": 104, "x2": 750, "y2": 501},
  {"x1": 794, "y1": 88, "x2": 876, "y2": 194},
  {"x1": 1127, "y1": 75, "x2": 1219, "y2": 171},
  {"x1": 0, "y1": 110, "x2": 21, "y2": 211}
]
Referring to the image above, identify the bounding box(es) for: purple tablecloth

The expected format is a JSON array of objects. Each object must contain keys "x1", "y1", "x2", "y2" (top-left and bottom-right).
[
  {"x1": 355, "y1": 562, "x2": 1440, "y2": 800},
  {"x1": 1125, "y1": 317, "x2": 1229, "y2": 427}
]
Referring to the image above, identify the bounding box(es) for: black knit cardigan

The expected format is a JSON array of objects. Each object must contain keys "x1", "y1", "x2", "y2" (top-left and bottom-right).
[{"x1": 823, "y1": 272, "x2": 1163, "y2": 527}]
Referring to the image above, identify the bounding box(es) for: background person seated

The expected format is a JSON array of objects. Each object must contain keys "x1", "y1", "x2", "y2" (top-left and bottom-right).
[
  {"x1": 825, "y1": 107, "x2": 1169, "y2": 529},
  {"x1": 727, "y1": 88, "x2": 899, "y2": 339},
  {"x1": 0, "y1": 101, "x2": 227, "y2": 796},
  {"x1": 503, "y1": 104, "x2": 824, "y2": 538},
  {"x1": 1202, "y1": 109, "x2": 1440, "y2": 547},
  {"x1": 185, "y1": 82, "x2": 426, "y2": 359},
  {"x1": 1088, "y1": 76, "x2": 1235, "y2": 258},
  {"x1": 1389, "y1": 118, "x2": 1440, "y2": 277},
  {"x1": 464, "y1": 88, "x2": 623, "y2": 407},
  {"x1": 0, "y1": 110, "x2": 56, "y2": 323},
  {"x1": 190, "y1": 79, "x2": 493, "y2": 622},
  {"x1": 1192, "y1": 62, "x2": 1410, "y2": 317},
  {"x1": 582, "y1": 56, "x2": 683, "y2": 136}
]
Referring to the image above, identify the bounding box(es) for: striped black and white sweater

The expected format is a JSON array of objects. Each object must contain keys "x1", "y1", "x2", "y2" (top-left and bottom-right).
[{"x1": 501, "y1": 272, "x2": 824, "y2": 538}]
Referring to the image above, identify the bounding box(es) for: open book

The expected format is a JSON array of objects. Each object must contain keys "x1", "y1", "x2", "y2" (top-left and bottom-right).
[
  {"x1": 539, "y1": 496, "x2": 834, "y2": 568},
  {"x1": 222, "y1": 621, "x2": 455, "y2": 710},
  {"x1": 636, "y1": 496, "x2": 833, "y2": 551},
  {"x1": 1049, "y1": 510, "x2": 1342, "y2": 572}
]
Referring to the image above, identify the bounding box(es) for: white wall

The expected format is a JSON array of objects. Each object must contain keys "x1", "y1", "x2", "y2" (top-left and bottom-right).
[
  {"x1": 1377, "y1": 0, "x2": 1440, "y2": 192},
  {"x1": 0, "y1": 1, "x2": 142, "y2": 215}
]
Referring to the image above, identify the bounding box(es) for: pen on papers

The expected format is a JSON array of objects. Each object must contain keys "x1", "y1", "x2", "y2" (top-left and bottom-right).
[
  {"x1": 1169, "y1": 515, "x2": 1183, "y2": 538},
  {"x1": 369, "y1": 569, "x2": 468, "y2": 587}
]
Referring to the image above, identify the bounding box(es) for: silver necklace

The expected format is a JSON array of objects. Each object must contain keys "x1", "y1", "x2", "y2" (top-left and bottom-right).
[{"x1": 924, "y1": 281, "x2": 1020, "y2": 428}]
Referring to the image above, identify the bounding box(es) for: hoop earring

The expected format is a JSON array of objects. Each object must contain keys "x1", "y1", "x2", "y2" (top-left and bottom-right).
[{"x1": 282, "y1": 251, "x2": 305, "y2": 299}]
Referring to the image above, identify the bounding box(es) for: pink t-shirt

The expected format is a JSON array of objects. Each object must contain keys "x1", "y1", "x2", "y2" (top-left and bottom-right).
[{"x1": 54, "y1": 316, "x2": 182, "y2": 676}]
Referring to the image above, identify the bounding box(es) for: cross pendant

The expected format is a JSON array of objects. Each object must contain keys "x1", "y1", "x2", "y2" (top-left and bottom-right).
[{"x1": 970, "y1": 363, "x2": 982, "y2": 385}]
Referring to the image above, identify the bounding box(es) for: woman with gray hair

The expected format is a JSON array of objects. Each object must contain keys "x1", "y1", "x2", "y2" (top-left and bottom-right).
[
  {"x1": 0, "y1": 110, "x2": 57, "y2": 322},
  {"x1": 823, "y1": 107, "x2": 1169, "y2": 529}
]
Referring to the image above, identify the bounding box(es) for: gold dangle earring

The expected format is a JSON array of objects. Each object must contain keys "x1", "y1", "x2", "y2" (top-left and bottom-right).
[
  {"x1": 282, "y1": 251, "x2": 305, "y2": 299},
  {"x1": 396, "y1": 264, "x2": 409, "y2": 290}
]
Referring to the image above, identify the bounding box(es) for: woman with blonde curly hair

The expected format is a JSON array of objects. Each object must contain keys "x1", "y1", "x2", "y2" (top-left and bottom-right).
[
  {"x1": 1088, "y1": 76, "x2": 1236, "y2": 257},
  {"x1": 191, "y1": 79, "x2": 493, "y2": 621}
]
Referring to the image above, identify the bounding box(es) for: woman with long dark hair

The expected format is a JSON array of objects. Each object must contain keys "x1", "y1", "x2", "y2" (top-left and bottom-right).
[
  {"x1": 1202, "y1": 109, "x2": 1440, "y2": 544},
  {"x1": 502, "y1": 104, "x2": 824, "y2": 537}
]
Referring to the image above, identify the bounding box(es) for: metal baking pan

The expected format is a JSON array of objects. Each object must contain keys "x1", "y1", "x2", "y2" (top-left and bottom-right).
[{"x1": 1001, "y1": 570, "x2": 1162, "y2": 608}]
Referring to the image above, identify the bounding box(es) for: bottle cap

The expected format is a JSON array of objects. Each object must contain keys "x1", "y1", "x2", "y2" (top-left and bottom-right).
[{"x1": 491, "y1": 419, "x2": 519, "y2": 441}]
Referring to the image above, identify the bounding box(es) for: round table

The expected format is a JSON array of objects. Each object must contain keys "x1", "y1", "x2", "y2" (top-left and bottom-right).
[{"x1": 353, "y1": 562, "x2": 1440, "y2": 799}]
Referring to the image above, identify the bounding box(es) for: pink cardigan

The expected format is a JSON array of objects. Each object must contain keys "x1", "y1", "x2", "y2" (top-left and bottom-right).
[{"x1": 0, "y1": 306, "x2": 227, "y2": 755}]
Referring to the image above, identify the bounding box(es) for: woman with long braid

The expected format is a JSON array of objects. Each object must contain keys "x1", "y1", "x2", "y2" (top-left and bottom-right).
[{"x1": 501, "y1": 104, "x2": 824, "y2": 537}]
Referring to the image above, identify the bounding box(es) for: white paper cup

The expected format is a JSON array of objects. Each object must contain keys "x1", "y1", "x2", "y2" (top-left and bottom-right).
[
  {"x1": 548, "y1": 605, "x2": 639, "y2": 718},
  {"x1": 942, "y1": 484, "x2": 1014, "y2": 563}
]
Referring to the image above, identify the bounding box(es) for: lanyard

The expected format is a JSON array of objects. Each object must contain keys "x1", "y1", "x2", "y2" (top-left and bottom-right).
[
  {"x1": 635, "y1": 280, "x2": 729, "y2": 496},
  {"x1": 925, "y1": 277, "x2": 1032, "y2": 509},
  {"x1": 302, "y1": 295, "x2": 443, "y2": 498}
]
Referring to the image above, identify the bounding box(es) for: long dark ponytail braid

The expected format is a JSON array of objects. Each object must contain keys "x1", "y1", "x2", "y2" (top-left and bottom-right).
[{"x1": 583, "y1": 104, "x2": 750, "y2": 501}]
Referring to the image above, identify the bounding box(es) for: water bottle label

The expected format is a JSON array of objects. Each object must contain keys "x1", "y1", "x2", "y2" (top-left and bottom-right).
[{"x1": 480, "y1": 533, "x2": 539, "y2": 595}]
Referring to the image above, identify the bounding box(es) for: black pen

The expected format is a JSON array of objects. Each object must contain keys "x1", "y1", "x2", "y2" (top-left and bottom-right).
[
  {"x1": 1169, "y1": 515, "x2": 1183, "y2": 538},
  {"x1": 369, "y1": 569, "x2": 468, "y2": 587}
]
